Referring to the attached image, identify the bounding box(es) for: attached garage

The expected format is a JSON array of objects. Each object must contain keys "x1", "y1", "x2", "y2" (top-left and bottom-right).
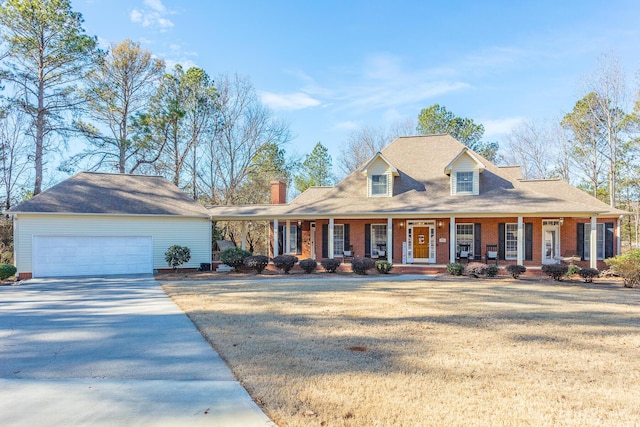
[
  {"x1": 32, "y1": 236, "x2": 153, "y2": 277},
  {"x1": 10, "y1": 172, "x2": 212, "y2": 279}
]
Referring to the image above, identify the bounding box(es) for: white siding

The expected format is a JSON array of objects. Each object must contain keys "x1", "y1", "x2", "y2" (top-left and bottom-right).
[
  {"x1": 14, "y1": 214, "x2": 211, "y2": 274},
  {"x1": 450, "y1": 154, "x2": 480, "y2": 195},
  {"x1": 367, "y1": 158, "x2": 393, "y2": 197}
]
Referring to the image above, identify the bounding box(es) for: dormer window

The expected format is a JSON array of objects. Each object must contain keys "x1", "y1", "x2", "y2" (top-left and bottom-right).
[
  {"x1": 445, "y1": 148, "x2": 485, "y2": 196},
  {"x1": 456, "y1": 172, "x2": 473, "y2": 193},
  {"x1": 371, "y1": 174, "x2": 388, "y2": 196},
  {"x1": 362, "y1": 152, "x2": 399, "y2": 198}
]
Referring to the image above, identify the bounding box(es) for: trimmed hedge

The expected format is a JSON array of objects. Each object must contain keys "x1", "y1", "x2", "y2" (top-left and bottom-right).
[
  {"x1": 446, "y1": 263, "x2": 464, "y2": 276},
  {"x1": 164, "y1": 245, "x2": 191, "y2": 270},
  {"x1": 273, "y1": 255, "x2": 298, "y2": 273},
  {"x1": 220, "y1": 248, "x2": 252, "y2": 271},
  {"x1": 320, "y1": 258, "x2": 340, "y2": 273},
  {"x1": 542, "y1": 263, "x2": 569, "y2": 281},
  {"x1": 578, "y1": 268, "x2": 599, "y2": 283},
  {"x1": 0, "y1": 263, "x2": 16, "y2": 280},
  {"x1": 465, "y1": 262, "x2": 488, "y2": 278},
  {"x1": 299, "y1": 258, "x2": 318, "y2": 274},
  {"x1": 375, "y1": 260, "x2": 393, "y2": 274},
  {"x1": 505, "y1": 264, "x2": 526, "y2": 279},
  {"x1": 244, "y1": 255, "x2": 269, "y2": 274},
  {"x1": 351, "y1": 257, "x2": 376, "y2": 275}
]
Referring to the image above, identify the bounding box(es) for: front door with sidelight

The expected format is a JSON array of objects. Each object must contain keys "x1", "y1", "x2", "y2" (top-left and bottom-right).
[{"x1": 408, "y1": 223, "x2": 436, "y2": 263}]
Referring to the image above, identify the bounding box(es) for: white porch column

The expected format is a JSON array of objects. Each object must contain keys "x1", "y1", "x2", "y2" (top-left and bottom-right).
[
  {"x1": 285, "y1": 219, "x2": 291, "y2": 254},
  {"x1": 387, "y1": 217, "x2": 393, "y2": 263},
  {"x1": 328, "y1": 218, "x2": 335, "y2": 259},
  {"x1": 590, "y1": 215, "x2": 598, "y2": 269},
  {"x1": 273, "y1": 219, "x2": 279, "y2": 257},
  {"x1": 241, "y1": 221, "x2": 247, "y2": 251},
  {"x1": 449, "y1": 217, "x2": 456, "y2": 264},
  {"x1": 617, "y1": 217, "x2": 622, "y2": 256},
  {"x1": 517, "y1": 216, "x2": 524, "y2": 265}
]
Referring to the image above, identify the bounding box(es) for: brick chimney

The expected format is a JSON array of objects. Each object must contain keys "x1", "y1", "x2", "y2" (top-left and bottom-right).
[{"x1": 270, "y1": 180, "x2": 287, "y2": 204}]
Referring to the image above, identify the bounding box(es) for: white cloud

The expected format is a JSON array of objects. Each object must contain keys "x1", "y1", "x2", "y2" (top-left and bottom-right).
[
  {"x1": 144, "y1": 0, "x2": 167, "y2": 13},
  {"x1": 482, "y1": 117, "x2": 525, "y2": 137},
  {"x1": 259, "y1": 91, "x2": 322, "y2": 111},
  {"x1": 332, "y1": 120, "x2": 360, "y2": 131},
  {"x1": 130, "y1": 0, "x2": 174, "y2": 30}
]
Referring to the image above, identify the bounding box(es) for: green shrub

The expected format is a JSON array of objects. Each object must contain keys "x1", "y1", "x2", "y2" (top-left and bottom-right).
[
  {"x1": 465, "y1": 262, "x2": 489, "y2": 278},
  {"x1": 0, "y1": 263, "x2": 16, "y2": 280},
  {"x1": 505, "y1": 264, "x2": 526, "y2": 279},
  {"x1": 220, "y1": 248, "x2": 251, "y2": 271},
  {"x1": 446, "y1": 263, "x2": 464, "y2": 276},
  {"x1": 566, "y1": 264, "x2": 580, "y2": 278},
  {"x1": 351, "y1": 257, "x2": 376, "y2": 275},
  {"x1": 375, "y1": 260, "x2": 393, "y2": 274},
  {"x1": 320, "y1": 258, "x2": 340, "y2": 273},
  {"x1": 542, "y1": 263, "x2": 568, "y2": 281},
  {"x1": 164, "y1": 245, "x2": 191, "y2": 270},
  {"x1": 273, "y1": 255, "x2": 298, "y2": 273},
  {"x1": 244, "y1": 255, "x2": 269, "y2": 274},
  {"x1": 578, "y1": 268, "x2": 599, "y2": 283},
  {"x1": 605, "y1": 249, "x2": 640, "y2": 288},
  {"x1": 299, "y1": 258, "x2": 318, "y2": 274},
  {"x1": 486, "y1": 264, "x2": 499, "y2": 277}
]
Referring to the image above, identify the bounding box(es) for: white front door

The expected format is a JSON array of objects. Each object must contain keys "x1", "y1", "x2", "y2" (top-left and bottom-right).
[{"x1": 542, "y1": 222, "x2": 561, "y2": 264}]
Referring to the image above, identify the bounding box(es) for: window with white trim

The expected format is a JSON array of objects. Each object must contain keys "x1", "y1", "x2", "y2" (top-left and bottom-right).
[
  {"x1": 333, "y1": 224, "x2": 345, "y2": 256},
  {"x1": 456, "y1": 224, "x2": 474, "y2": 254},
  {"x1": 371, "y1": 224, "x2": 387, "y2": 256},
  {"x1": 505, "y1": 223, "x2": 518, "y2": 260},
  {"x1": 288, "y1": 224, "x2": 298, "y2": 254},
  {"x1": 456, "y1": 171, "x2": 473, "y2": 193},
  {"x1": 371, "y1": 174, "x2": 388, "y2": 196},
  {"x1": 584, "y1": 223, "x2": 604, "y2": 260}
]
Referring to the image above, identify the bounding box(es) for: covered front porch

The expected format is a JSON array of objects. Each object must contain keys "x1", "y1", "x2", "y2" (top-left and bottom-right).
[{"x1": 226, "y1": 214, "x2": 619, "y2": 271}]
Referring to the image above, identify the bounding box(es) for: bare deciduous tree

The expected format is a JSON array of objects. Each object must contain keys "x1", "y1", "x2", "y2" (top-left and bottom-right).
[
  {"x1": 201, "y1": 74, "x2": 291, "y2": 205},
  {"x1": 338, "y1": 119, "x2": 414, "y2": 177},
  {"x1": 0, "y1": 106, "x2": 31, "y2": 209}
]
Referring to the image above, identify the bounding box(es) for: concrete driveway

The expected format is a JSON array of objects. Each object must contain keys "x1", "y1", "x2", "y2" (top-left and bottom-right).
[{"x1": 0, "y1": 275, "x2": 274, "y2": 426}]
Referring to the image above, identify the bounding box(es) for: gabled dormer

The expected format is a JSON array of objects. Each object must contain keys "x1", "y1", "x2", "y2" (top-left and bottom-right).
[
  {"x1": 444, "y1": 148, "x2": 485, "y2": 196},
  {"x1": 361, "y1": 152, "x2": 399, "y2": 197}
]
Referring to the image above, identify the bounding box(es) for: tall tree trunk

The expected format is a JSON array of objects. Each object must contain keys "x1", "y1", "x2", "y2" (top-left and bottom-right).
[{"x1": 34, "y1": 73, "x2": 45, "y2": 195}]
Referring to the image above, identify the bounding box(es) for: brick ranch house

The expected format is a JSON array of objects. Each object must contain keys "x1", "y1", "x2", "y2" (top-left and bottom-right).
[{"x1": 209, "y1": 135, "x2": 627, "y2": 271}]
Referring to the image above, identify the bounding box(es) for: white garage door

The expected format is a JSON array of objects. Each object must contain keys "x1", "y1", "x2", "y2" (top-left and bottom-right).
[{"x1": 32, "y1": 236, "x2": 153, "y2": 277}]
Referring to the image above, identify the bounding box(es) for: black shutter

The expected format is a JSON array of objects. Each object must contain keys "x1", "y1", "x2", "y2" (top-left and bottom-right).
[
  {"x1": 278, "y1": 225, "x2": 284, "y2": 255},
  {"x1": 296, "y1": 225, "x2": 302, "y2": 255},
  {"x1": 498, "y1": 223, "x2": 505, "y2": 260},
  {"x1": 525, "y1": 223, "x2": 533, "y2": 261},
  {"x1": 605, "y1": 222, "x2": 614, "y2": 258},
  {"x1": 344, "y1": 224, "x2": 351, "y2": 253},
  {"x1": 322, "y1": 224, "x2": 328, "y2": 258},
  {"x1": 364, "y1": 224, "x2": 371, "y2": 257},
  {"x1": 577, "y1": 223, "x2": 584, "y2": 260},
  {"x1": 474, "y1": 223, "x2": 482, "y2": 260}
]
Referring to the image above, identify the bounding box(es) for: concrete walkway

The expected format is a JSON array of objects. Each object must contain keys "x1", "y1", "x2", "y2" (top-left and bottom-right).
[{"x1": 0, "y1": 275, "x2": 274, "y2": 426}]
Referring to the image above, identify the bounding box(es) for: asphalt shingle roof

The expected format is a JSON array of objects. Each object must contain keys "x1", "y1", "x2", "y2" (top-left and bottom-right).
[
  {"x1": 208, "y1": 135, "x2": 627, "y2": 219},
  {"x1": 10, "y1": 172, "x2": 211, "y2": 217}
]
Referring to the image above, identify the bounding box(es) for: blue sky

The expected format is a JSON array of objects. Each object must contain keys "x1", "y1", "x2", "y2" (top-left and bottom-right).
[{"x1": 75, "y1": 0, "x2": 640, "y2": 165}]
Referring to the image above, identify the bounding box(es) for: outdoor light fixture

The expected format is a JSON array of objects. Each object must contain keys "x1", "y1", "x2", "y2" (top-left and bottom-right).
[
  {"x1": 399, "y1": 221, "x2": 404, "y2": 229},
  {"x1": 559, "y1": 217, "x2": 564, "y2": 226},
  {"x1": 438, "y1": 220, "x2": 443, "y2": 228}
]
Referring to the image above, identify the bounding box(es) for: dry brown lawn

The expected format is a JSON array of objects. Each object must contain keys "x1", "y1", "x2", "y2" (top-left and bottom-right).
[{"x1": 161, "y1": 275, "x2": 640, "y2": 427}]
